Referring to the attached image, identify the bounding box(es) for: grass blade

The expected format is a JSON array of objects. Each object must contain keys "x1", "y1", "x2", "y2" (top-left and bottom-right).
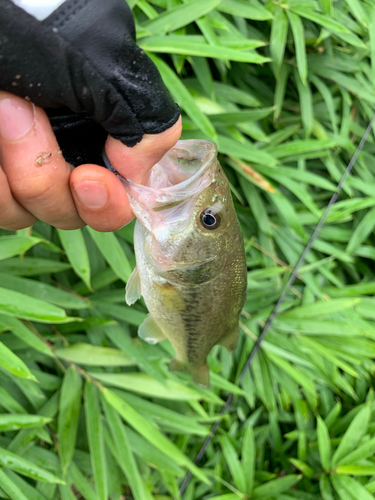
[
  {"x1": 54, "y1": 343, "x2": 135, "y2": 367},
  {"x1": 218, "y1": 0, "x2": 272, "y2": 20},
  {"x1": 84, "y1": 381, "x2": 107, "y2": 500},
  {"x1": 219, "y1": 435, "x2": 247, "y2": 493},
  {"x1": 140, "y1": 36, "x2": 269, "y2": 63},
  {"x1": 287, "y1": 11, "x2": 307, "y2": 85},
  {"x1": 0, "y1": 273, "x2": 88, "y2": 310},
  {"x1": 58, "y1": 367, "x2": 82, "y2": 474},
  {"x1": 242, "y1": 426, "x2": 255, "y2": 494},
  {"x1": 143, "y1": 0, "x2": 221, "y2": 35},
  {"x1": 86, "y1": 228, "x2": 132, "y2": 284},
  {"x1": 0, "y1": 447, "x2": 63, "y2": 484},
  {"x1": 102, "y1": 388, "x2": 210, "y2": 484},
  {"x1": 0, "y1": 288, "x2": 77, "y2": 324},
  {"x1": 0, "y1": 414, "x2": 51, "y2": 432},
  {"x1": 0, "y1": 469, "x2": 29, "y2": 500},
  {"x1": 0, "y1": 340, "x2": 36, "y2": 380},
  {"x1": 0, "y1": 236, "x2": 41, "y2": 261},
  {"x1": 346, "y1": 207, "x2": 375, "y2": 253},
  {"x1": 57, "y1": 229, "x2": 91, "y2": 289},
  {"x1": 151, "y1": 54, "x2": 217, "y2": 141},
  {"x1": 0, "y1": 314, "x2": 53, "y2": 357},
  {"x1": 317, "y1": 416, "x2": 332, "y2": 470},
  {"x1": 294, "y1": 67, "x2": 313, "y2": 137},
  {"x1": 101, "y1": 395, "x2": 153, "y2": 500},
  {"x1": 67, "y1": 462, "x2": 98, "y2": 500},
  {"x1": 252, "y1": 474, "x2": 301, "y2": 498},
  {"x1": 270, "y1": 5, "x2": 288, "y2": 78},
  {"x1": 332, "y1": 404, "x2": 371, "y2": 465}
]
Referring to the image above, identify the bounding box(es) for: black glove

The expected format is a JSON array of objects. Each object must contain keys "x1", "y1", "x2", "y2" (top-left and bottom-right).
[{"x1": 0, "y1": 0, "x2": 180, "y2": 166}]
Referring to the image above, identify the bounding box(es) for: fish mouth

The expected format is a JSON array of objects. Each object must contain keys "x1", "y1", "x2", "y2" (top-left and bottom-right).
[
  {"x1": 146, "y1": 140, "x2": 218, "y2": 210},
  {"x1": 104, "y1": 140, "x2": 218, "y2": 213},
  {"x1": 104, "y1": 140, "x2": 221, "y2": 233}
]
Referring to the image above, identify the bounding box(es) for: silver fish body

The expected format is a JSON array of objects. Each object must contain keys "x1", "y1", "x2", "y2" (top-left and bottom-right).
[{"x1": 124, "y1": 140, "x2": 247, "y2": 385}]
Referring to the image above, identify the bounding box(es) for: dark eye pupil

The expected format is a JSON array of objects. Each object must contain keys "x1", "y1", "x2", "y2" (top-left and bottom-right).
[
  {"x1": 200, "y1": 209, "x2": 221, "y2": 230},
  {"x1": 203, "y1": 213, "x2": 216, "y2": 226}
]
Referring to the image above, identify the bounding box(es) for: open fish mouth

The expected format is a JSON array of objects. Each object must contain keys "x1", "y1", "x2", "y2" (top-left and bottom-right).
[{"x1": 103, "y1": 140, "x2": 219, "y2": 230}]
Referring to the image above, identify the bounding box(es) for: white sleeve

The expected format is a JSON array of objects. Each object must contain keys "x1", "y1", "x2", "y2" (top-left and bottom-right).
[{"x1": 10, "y1": 0, "x2": 67, "y2": 20}]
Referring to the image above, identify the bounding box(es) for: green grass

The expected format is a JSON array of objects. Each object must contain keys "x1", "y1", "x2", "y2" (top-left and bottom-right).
[{"x1": 1, "y1": 0, "x2": 375, "y2": 499}]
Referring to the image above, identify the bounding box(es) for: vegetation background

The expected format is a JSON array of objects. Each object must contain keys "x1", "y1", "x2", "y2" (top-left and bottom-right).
[{"x1": 1, "y1": 0, "x2": 375, "y2": 498}]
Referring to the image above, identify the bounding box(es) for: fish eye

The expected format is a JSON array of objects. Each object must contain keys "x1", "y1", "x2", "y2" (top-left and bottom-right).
[{"x1": 200, "y1": 209, "x2": 221, "y2": 230}]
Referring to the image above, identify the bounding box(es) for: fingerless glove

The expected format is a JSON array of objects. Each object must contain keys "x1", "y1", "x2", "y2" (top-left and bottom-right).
[{"x1": 0, "y1": 0, "x2": 180, "y2": 165}]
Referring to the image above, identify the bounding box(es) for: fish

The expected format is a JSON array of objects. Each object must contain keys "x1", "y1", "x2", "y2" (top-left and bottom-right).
[{"x1": 108, "y1": 140, "x2": 247, "y2": 386}]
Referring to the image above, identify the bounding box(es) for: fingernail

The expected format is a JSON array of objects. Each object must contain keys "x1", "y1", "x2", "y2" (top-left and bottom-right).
[
  {"x1": 74, "y1": 181, "x2": 109, "y2": 208},
  {"x1": 0, "y1": 97, "x2": 35, "y2": 140}
]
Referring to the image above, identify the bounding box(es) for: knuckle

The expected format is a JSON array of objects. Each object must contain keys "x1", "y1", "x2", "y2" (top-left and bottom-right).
[{"x1": 7, "y1": 156, "x2": 70, "y2": 205}]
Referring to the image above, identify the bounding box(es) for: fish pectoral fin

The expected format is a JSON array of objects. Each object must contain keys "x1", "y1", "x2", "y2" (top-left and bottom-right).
[
  {"x1": 125, "y1": 266, "x2": 142, "y2": 306},
  {"x1": 218, "y1": 327, "x2": 239, "y2": 353},
  {"x1": 138, "y1": 315, "x2": 166, "y2": 345},
  {"x1": 169, "y1": 358, "x2": 210, "y2": 388}
]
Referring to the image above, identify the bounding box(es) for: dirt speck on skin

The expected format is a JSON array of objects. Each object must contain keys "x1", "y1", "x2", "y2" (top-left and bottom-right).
[{"x1": 35, "y1": 152, "x2": 52, "y2": 167}]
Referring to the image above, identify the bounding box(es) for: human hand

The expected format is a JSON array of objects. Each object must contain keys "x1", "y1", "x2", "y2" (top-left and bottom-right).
[
  {"x1": 0, "y1": 91, "x2": 182, "y2": 231},
  {"x1": 0, "y1": 0, "x2": 182, "y2": 231}
]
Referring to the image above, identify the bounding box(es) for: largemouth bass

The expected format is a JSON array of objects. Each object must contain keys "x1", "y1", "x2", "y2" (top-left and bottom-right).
[{"x1": 111, "y1": 140, "x2": 247, "y2": 386}]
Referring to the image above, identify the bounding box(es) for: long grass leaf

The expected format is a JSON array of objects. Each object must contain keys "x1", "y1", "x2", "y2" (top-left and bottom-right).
[
  {"x1": 102, "y1": 388, "x2": 210, "y2": 484},
  {"x1": 84, "y1": 381, "x2": 107, "y2": 500},
  {"x1": 58, "y1": 367, "x2": 82, "y2": 474},
  {"x1": 151, "y1": 54, "x2": 217, "y2": 141},
  {"x1": 102, "y1": 396, "x2": 154, "y2": 500},
  {"x1": 57, "y1": 229, "x2": 91, "y2": 289},
  {"x1": 143, "y1": 0, "x2": 221, "y2": 34}
]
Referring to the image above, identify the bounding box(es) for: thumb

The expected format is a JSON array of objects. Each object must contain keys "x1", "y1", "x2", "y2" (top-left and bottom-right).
[{"x1": 105, "y1": 116, "x2": 182, "y2": 185}]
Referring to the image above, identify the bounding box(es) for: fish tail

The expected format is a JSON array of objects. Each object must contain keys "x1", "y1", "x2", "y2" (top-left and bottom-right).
[{"x1": 169, "y1": 357, "x2": 210, "y2": 387}]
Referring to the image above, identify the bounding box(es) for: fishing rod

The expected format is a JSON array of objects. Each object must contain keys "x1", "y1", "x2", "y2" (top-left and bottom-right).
[{"x1": 177, "y1": 111, "x2": 375, "y2": 498}]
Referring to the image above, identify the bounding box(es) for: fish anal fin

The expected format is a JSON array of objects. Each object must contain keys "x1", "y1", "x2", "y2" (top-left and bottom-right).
[
  {"x1": 138, "y1": 315, "x2": 166, "y2": 345},
  {"x1": 125, "y1": 266, "x2": 142, "y2": 306},
  {"x1": 169, "y1": 357, "x2": 210, "y2": 388},
  {"x1": 169, "y1": 357, "x2": 185, "y2": 374},
  {"x1": 191, "y1": 363, "x2": 210, "y2": 388},
  {"x1": 218, "y1": 327, "x2": 239, "y2": 353}
]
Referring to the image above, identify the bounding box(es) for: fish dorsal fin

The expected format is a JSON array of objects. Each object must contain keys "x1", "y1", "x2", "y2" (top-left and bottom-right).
[
  {"x1": 125, "y1": 267, "x2": 142, "y2": 306},
  {"x1": 138, "y1": 315, "x2": 166, "y2": 345}
]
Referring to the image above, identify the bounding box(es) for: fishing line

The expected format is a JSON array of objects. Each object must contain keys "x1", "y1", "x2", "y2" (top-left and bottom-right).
[{"x1": 177, "y1": 111, "x2": 375, "y2": 498}]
